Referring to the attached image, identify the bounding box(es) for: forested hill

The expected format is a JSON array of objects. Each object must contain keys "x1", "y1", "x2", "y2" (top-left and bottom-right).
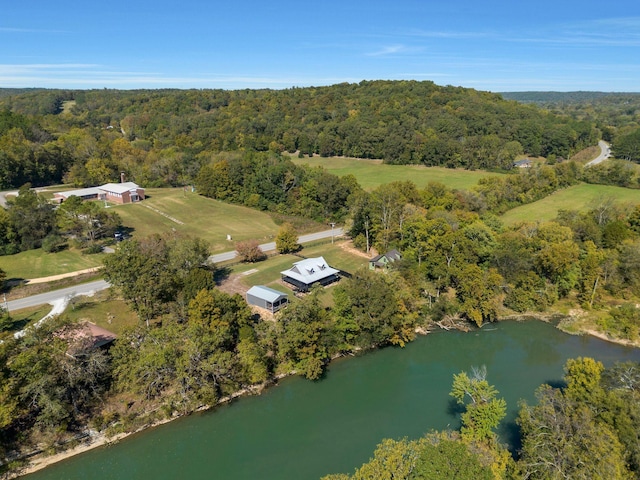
[{"x1": 0, "y1": 81, "x2": 596, "y2": 171}]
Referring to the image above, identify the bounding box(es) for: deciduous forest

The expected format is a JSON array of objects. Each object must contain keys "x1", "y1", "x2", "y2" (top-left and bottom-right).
[{"x1": 1, "y1": 82, "x2": 640, "y2": 478}]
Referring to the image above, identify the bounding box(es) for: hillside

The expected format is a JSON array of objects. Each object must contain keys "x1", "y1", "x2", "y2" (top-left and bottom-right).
[{"x1": 0, "y1": 81, "x2": 596, "y2": 183}]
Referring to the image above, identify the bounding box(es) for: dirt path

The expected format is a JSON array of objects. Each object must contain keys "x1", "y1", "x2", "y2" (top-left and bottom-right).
[
  {"x1": 26, "y1": 267, "x2": 104, "y2": 284},
  {"x1": 337, "y1": 239, "x2": 375, "y2": 259}
]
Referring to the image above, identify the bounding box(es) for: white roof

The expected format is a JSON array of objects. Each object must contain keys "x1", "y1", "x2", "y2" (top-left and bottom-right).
[
  {"x1": 99, "y1": 182, "x2": 142, "y2": 194},
  {"x1": 247, "y1": 285, "x2": 288, "y2": 303},
  {"x1": 57, "y1": 182, "x2": 142, "y2": 198},
  {"x1": 57, "y1": 187, "x2": 103, "y2": 198},
  {"x1": 280, "y1": 256, "x2": 339, "y2": 284}
]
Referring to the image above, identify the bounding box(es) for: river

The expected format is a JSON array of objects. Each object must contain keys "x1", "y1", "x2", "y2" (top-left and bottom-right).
[{"x1": 26, "y1": 320, "x2": 640, "y2": 480}]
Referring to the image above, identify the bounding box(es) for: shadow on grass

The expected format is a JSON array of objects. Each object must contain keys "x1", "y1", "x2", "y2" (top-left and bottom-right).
[
  {"x1": 214, "y1": 266, "x2": 233, "y2": 284},
  {"x1": 3, "y1": 278, "x2": 27, "y2": 294}
]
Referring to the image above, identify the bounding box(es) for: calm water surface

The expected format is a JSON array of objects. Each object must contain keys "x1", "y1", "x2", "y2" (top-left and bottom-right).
[{"x1": 26, "y1": 320, "x2": 640, "y2": 480}]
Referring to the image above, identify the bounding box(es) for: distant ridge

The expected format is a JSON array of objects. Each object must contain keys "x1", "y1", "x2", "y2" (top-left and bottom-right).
[
  {"x1": 500, "y1": 91, "x2": 640, "y2": 104},
  {"x1": 0, "y1": 88, "x2": 47, "y2": 99}
]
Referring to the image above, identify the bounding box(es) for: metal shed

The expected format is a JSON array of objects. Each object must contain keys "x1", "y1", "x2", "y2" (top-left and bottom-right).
[{"x1": 246, "y1": 285, "x2": 289, "y2": 313}]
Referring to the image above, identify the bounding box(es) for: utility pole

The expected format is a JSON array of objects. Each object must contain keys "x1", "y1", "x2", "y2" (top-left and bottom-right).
[{"x1": 330, "y1": 222, "x2": 336, "y2": 244}]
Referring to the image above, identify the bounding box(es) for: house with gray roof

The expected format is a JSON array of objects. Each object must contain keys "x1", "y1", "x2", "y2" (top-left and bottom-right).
[
  {"x1": 369, "y1": 249, "x2": 402, "y2": 270},
  {"x1": 280, "y1": 256, "x2": 340, "y2": 292}
]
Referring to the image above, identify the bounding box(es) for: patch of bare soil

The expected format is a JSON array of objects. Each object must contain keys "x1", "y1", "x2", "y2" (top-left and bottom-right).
[
  {"x1": 216, "y1": 273, "x2": 250, "y2": 297},
  {"x1": 337, "y1": 239, "x2": 375, "y2": 259}
]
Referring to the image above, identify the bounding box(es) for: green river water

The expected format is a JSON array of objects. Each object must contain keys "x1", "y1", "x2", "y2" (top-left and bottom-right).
[{"x1": 26, "y1": 320, "x2": 640, "y2": 480}]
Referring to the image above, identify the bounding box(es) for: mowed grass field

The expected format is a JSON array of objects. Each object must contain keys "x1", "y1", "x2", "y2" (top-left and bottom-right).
[
  {"x1": 0, "y1": 248, "x2": 105, "y2": 280},
  {"x1": 501, "y1": 183, "x2": 640, "y2": 226},
  {"x1": 112, "y1": 188, "x2": 284, "y2": 252},
  {"x1": 289, "y1": 155, "x2": 503, "y2": 190}
]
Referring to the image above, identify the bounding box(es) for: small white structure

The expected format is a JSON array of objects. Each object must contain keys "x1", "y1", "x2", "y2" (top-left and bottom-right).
[{"x1": 246, "y1": 285, "x2": 289, "y2": 313}]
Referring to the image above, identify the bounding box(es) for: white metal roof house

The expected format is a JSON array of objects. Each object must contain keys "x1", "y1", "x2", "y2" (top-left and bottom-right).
[
  {"x1": 280, "y1": 256, "x2": 340, "y2": 292},
  {"x1": 246, "y1": 285, "x2": 289, "y2": 313}
]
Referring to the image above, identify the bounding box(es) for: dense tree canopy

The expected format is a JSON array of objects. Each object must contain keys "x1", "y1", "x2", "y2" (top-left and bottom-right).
[{"x1": 0, "y1": 82, "x2": 600, "y2": 192}]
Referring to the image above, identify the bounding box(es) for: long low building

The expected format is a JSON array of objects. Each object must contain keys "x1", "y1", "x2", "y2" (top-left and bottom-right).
[{"x1": 54, "y1": 182, "x2": 145, "y2": 205}]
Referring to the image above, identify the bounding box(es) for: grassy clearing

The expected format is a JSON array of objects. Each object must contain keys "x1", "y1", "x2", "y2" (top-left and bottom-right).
[
  {"x1": 63, "y1": 289, "x2": 139, "y2": 335},
  {"x1": 500, "y1": 183, "x2": 640, "y2": 226},
  {"x1": 289, "y1": 155, "x2": 503, "y2": 191},
  {"x1": 0, "y1": 248, "x2": 105, "y2": 280},
  {"x1": 112, "y1": 188, "x2": 290, "y2": 252}
]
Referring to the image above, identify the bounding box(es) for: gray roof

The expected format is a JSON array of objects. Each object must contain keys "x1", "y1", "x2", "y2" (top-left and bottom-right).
[
  {"x1": 247, "y1": 285, "x2": 288, "y2": 303},
  {"x1": 280, "y1": 256, "x2": 339, "y2": 285}
]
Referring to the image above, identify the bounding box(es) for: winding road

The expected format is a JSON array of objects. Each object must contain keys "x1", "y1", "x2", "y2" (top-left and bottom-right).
[{"x1": 585, "y1": 140, "x2": 612, "y2": 166}]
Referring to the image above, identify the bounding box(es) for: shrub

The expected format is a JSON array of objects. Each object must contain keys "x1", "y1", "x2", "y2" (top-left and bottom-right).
[
  {"x1": 235, "y1": 240, "x2": 265, "y2": 263},
  {"x1": 82, "y1": 243, "x2": 104, "y2": 255},
  {"x1": 42, "y1": 233, "x2": 67, "y2": 253}
]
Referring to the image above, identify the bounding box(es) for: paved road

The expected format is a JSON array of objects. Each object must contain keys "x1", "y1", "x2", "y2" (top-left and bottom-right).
[
  {"x1": 7, "y1": 227, "x2": 345, "y2": 311},
  {"x1": 0, "y1": 190, "x2": 17, "y2": 208},
  {"x1": 208, "y1": 227, "x2": 344, "y2": 263},
  {"x1": 5, "y1": 280, "x2": 110, "y2": 312},
  {"x1": 585, "y1": 140, "x2": 612, "y2": 167}
]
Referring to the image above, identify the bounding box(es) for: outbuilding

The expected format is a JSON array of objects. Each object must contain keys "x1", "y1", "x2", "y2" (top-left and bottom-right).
[{"x1": 246, "y1": 285, "x2": 289, "y2": 313}]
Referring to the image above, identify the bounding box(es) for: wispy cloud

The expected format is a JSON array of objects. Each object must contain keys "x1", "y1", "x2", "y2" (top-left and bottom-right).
[
  {"x1": 366, "y1": 44, "x2": 427, "y2": 57},
  {"x1": 402, "y1": 29, "x2": 494, "y2": 40},
  {"x1": 0, "y1": 27, "x2": 68, "y2": 34},
  {"x1": 0, "y1": 63, "x2": 363, "y2": 89}
]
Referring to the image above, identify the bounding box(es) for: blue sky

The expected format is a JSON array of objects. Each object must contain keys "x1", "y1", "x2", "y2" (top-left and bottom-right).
[{"x1": 1, "y1": 0, "x2": 639, "y2": 92}]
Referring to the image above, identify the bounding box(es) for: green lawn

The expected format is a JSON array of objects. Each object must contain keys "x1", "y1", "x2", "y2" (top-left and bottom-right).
[
  {"x1": 112, "y1": 188, "x2": 288, "y2": 252},
  {"x1": 63, "y1": 289, "x2": 139, "y2": 336},
  {"x1": 0, "y1": 248, "x2": 105, "y2": 280},
  {"x1": 289, "y1": 155, "x2": 503, "y2": 191},
  {"x1": 231, "y1": 241, "x2": 369, "y2": 291},
  {"x1": 501, "y1": 183, "x2": 640, "y2": 226}
]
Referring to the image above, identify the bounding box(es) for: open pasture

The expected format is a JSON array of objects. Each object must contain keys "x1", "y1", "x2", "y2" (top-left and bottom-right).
[
  {"x1": 112, "y1": 188, "x2": 284, "y2": 253},
  {"x1": 500, "y1": 183, "x2": 640, "y2": 226},
  {"x1": 290, "y1": 155, "x2": 503, "y2": 191}
]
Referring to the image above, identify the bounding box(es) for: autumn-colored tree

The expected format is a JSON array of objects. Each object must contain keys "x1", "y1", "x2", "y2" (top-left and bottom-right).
[{"x1": 235, "y1": 239, "x2": 265, "y2": 263}]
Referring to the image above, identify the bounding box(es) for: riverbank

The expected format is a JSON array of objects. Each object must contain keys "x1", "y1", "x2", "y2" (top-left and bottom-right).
[
  {"x1": 7, "y1": 374, "x2": 286, "y2": 478},
  {"x1": 8, "y1": 315, "x2": 639, "y2": 478}
]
